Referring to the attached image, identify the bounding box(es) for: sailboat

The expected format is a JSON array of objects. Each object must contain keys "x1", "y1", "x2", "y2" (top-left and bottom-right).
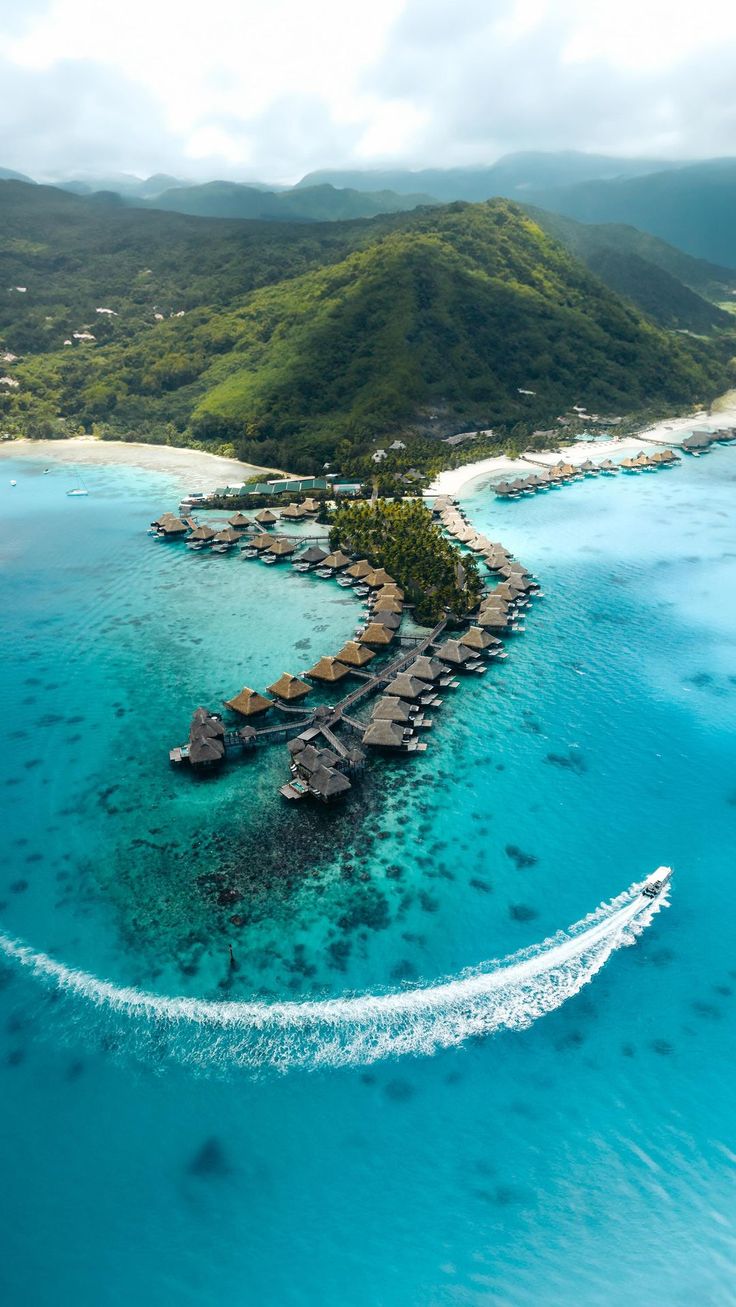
[{"x1": 66, "y1": 468, "x2": 89, "y2": 497}]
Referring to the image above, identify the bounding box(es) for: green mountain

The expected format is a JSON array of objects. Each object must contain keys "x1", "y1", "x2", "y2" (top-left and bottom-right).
[
  {"x1": 141, "y1": 180, "x2": 438, "y2": 222},
  {"x1": 0, "y1": 184, "x2": 730, "y2": 472},
  {"x1": 525, "y1": 208, "x2": 736, "y2": 331},
  {"x1": 530, "y1": 161, "x2": 736, "y2": 268}
]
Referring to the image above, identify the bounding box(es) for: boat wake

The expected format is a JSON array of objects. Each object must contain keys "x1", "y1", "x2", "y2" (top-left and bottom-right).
[{"x1": 0, "y1": 870, "x2": 671, "y2": 1072}]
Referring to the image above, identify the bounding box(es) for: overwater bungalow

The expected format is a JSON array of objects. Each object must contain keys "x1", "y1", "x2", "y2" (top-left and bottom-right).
[
  {"x1": 373, "y1": 611, "x2": 402, "y2": 631},
  {"x1": 477, "y1": 608, "x2": 513, "y2": 630},
  {"x1": 372, "y1": 596, "x2": 403, "y2": 615},
  {"x1": 383, "y1": 673, "x2": 429, "y2": 701},
  {"x1": 224, "y1": 686, "x2": 273, "y2": 716},
  {"x1": 579, "y1": 459, "x2": 599, "y2": 475},
  {"x1": 371, "y1": 695, "x2": 413, "y2": 722},
  {"x1": 300, "y1": 498, "x2": 320, "y2": 513},
  {"x1": 360, "y1": 622, "x2": 395, "y2": 646},
  {"x1": 599, "y1": 459, "x2": 619, "y2": 474},
  {"x1": 376, "y1": 584, "x2": 404, "y2": 601},
  {"x1": 228, "y1": 512, "x2": 251, "y2": 529},
  {"x1": 249, "y1": 532, "x2": 275, "y2": 551},
  {"x1": 362, "y1": 718, "x2": 408, "y2": 750},
  {"x1": 186, "y1": 520, "x2": 215, "y2": 541},
  {"x1": 346, "y1": 558, "x2": 372, "y2": 580},
  {"x1": 619, "y1": 456, "x2": 642, "y2": 471},
  {"x1": 293, "y1": 544, "x2": 327, "y2": 570},
  {"x1": 153, "y1": 512, "x2": 188, "y2": 536},
  {"x1": 213, "y1": 527, "x2": 241, "y2": 545},
  {"x1": 280, "y1": 503, "x2": 306, "y2": 520},
  {"x1": 404, "y1": 655, "x2": 446, "y2": 682},
  {"x1": 254, "y1": 508, "x2": 278, "y2": 525},
  {"x1": 681, "y1": 432, "x2": 712, "y2": 453},
  {"x1": 651, "y1": 448, "x2": 679, "y2": 465},
  {"x1": 306, "y1": 655, "x2": 351, "y2": 683},
  {"x1": 494, "y1": 480, "x2": 513, "y2": 498},
  {"x1": 434, "y1": 638, "x2": 474, "y2": 668},
  {"x1": 461, "y1": 626, "x2": 501, "y2": 653},
  {"x1": 187, "y1": 706, "x2": 226, "y2": 767},
  {"x1": 267, "y1": 536, "x2": 297, "y2": 558},
  {"x1": 323, "y1": 549, "x2": 351, "y2": 571},
  {"x1": 365, "y1": 568, "x2": 396, "y2": 588},
  {"x1": 267, "y1": 672, "x2": 311, "y2": 702},
  {"x1": 335, "y1": 640, "x2": 375, "y2": 667},
  {"x1": 309, "y1": 765, "x2": 351, "y2": 802}
]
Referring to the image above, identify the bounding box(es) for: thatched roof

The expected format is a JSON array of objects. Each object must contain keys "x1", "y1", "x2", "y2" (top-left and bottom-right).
[
  {"x1": 267, "y1": 672, "x2": 311, "y2": 701},
  {"x1": 255, "y1": 508, "x2": 277, "y2": 524},
  {"x1": 372, "y1": 596, "x2": 403, "y2": 614},
  {"x1": 300, "y1": 498, "x2": 320, "y2": 512},
  {"x1": 268, "y1": 536, "x2": 297, "y2": 556},
  {"x1": 190, "y1": 707, "x2": 225, "y2": 740},
  {"x1": 306, "y1": 656, "x2": 350, "y2": 682},
  {"x1": 287, "y1": 735, "x2": 307, "y2": 756},
  {"x1": 346, "y1": 558, "x2": 372, "y2": 579},
  {"x1": 189, "y1": 735, "x2": 225, "y2": 766},
  {"x1": 365, "y1": 568, "x2": 396, "y2": 587},
  {"x1": 249, "y1": 533, "x2": 275, "y2": 550},
  {"x1": 384, "y1": 673, "x2": 427, "y2": 700},
  {"x1": 360, "y1": 622, "x2": 395, "y2": 646},
  {"x1": 188, "y1": 523, "x2": 217, "y2": 541},
  {"x1": 335, "y1": 640, "x2": 375, "y2": 667},
  {"x1": 461, "y1": 626, "x2": 496, "y2": 651},
  {"x1": 224, "y1": 686, "x2": 273, "y2": 716},
  {"x1": 309, "y1": 765, "x2": 351, "y2": 798},
  {"x1": 298, "y1": 545, "x2": 328, "y2": 564},
  {"x1": 404, "y1": 655, "x2": 444, "y2": 682},
  {"x1": 280, "y1": 503, "x2": 305, "y2": 519},
  {"x1": 477, "y1": 610, "x2": 511, "y2": 629},
  {"x1": 434, "y1": 639, "x2": 473, "y2": 665},
  {"x1": 238, "y1": 725, "x2": 257, "y2": 743},
  {"x1": 371, "y1": 695, "x2": 412, "y2": 722},
  {"x1": 156, "y1": 515, "x2": 188, "y2": 534},
  {"x1": 294, "y1": 743, "x2": 342, "y2": 774},
  {"x1": 599, "y1": 459, "x2": 618, "y2": 470},
  {"x1": 362, "y1": 718, "x2": 406, "y2": 749},
  {"x1": 214, "y1": 527, "x2": 240, "y2": 544},
  {"x1": 376, "y1": 584, "x2": 404, "y2": 600},
  {"x1": 228, "y1": 512, "x2": 251, "y2": 528},
  {"x1": 375, "y1": 610, "x2": 401, "y2": 630},
  {"x1": 323, "y1": 549, "x2": 351, "y2": 569}
]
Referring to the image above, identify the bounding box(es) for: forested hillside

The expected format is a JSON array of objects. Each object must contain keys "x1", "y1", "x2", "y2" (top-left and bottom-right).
[{"x1": 0, "y1": 183, "x2": 731, "y2": 472}]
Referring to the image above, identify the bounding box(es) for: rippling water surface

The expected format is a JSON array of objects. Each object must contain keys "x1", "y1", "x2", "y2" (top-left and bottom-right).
[{"x1": 1, "y1": 450, "x2": 734, "y2": 1305}]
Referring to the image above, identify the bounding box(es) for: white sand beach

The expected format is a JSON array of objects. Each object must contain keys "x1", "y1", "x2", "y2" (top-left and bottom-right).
[
  {"x1": 0, "y1": 436, "x2": 278, "y2": 491},
  {"x1": 428, "y1": 395, "x2": 736, "y2": 497}
]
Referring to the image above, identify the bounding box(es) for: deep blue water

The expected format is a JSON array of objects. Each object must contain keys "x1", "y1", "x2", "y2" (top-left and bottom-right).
[{"x1": 1, "y1": 450, "x2": 735, "y2": 1305}]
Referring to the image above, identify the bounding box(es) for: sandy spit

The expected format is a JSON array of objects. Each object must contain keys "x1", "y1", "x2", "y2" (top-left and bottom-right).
[{"x1": 0, "y1": 437, "x2": 281, "y2": 492}]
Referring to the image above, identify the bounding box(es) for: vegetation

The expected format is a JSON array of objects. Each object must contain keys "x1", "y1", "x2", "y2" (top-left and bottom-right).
[
  {"x1": 329, "y1": 499, "x2": 483, "y2": 624},
  {"x1": 526, "y1": 207, "x2": 736, "y2": 331},
  {"x1": 0, "y1": 183, "x2": 732, "y2": 473}
]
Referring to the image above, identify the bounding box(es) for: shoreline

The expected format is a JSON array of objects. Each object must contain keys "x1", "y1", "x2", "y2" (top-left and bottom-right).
[
  {"x1": 428, "y1": 396, "x2": 736, "y2": 497},
  {"x1": 0, "y1": 436, "x2": 280, "y2": 492}
]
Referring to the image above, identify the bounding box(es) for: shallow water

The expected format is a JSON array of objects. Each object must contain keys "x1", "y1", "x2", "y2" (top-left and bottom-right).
[{"x1": 1, "y1": 450, "x2": 735, "y2": 1304}]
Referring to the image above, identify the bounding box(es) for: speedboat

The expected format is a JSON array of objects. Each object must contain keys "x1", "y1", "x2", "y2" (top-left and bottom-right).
[
  {"x1": 641, "y1": 867, "x2": 673, "y2": 899},
  {"x1": 66, "y1": 487, "x2": 89, "y2": 497}
]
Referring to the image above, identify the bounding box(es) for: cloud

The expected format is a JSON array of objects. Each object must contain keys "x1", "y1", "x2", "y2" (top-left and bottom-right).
[{"x1": 0, "y1": 0, "x2": 735, "y2": 181}]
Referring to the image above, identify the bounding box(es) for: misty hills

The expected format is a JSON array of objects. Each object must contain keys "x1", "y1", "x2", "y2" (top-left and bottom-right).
[
  {"x1": 525, "y1": 209, "x2": 736, "y2": 332},
  {"x1": 296, "y1": 151, "x2": 685, "y2": 202},
  {"x1": 136, "y1": 180, "x2": 438, "y2": 223},
  {"x1": 0, "y1": 183, "x2": 729, "y2": 472},
  {"x1": 523, "y1": 160, "x2": 736, "y2": 267}
]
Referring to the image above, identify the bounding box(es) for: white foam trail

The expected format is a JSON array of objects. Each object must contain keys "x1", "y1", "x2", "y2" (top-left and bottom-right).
[{"x1": 0, "y1": 871, "x2": 671, "y2": 1071}]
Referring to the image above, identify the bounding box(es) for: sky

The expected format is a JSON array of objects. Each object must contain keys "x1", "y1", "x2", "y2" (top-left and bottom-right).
[{"x1": 1, "y1": 0, "x2": 735, "y2": 183}]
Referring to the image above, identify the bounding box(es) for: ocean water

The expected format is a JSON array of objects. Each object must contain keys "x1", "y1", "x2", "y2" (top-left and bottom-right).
[{"x1": 0, "y1": 449, "x2": 735, "y2": 1305}]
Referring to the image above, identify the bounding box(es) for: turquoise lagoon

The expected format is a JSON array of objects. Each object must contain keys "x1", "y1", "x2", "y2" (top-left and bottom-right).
[{"x1": 0, "y1": 449, "x2": 735, "y2": 1304}]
